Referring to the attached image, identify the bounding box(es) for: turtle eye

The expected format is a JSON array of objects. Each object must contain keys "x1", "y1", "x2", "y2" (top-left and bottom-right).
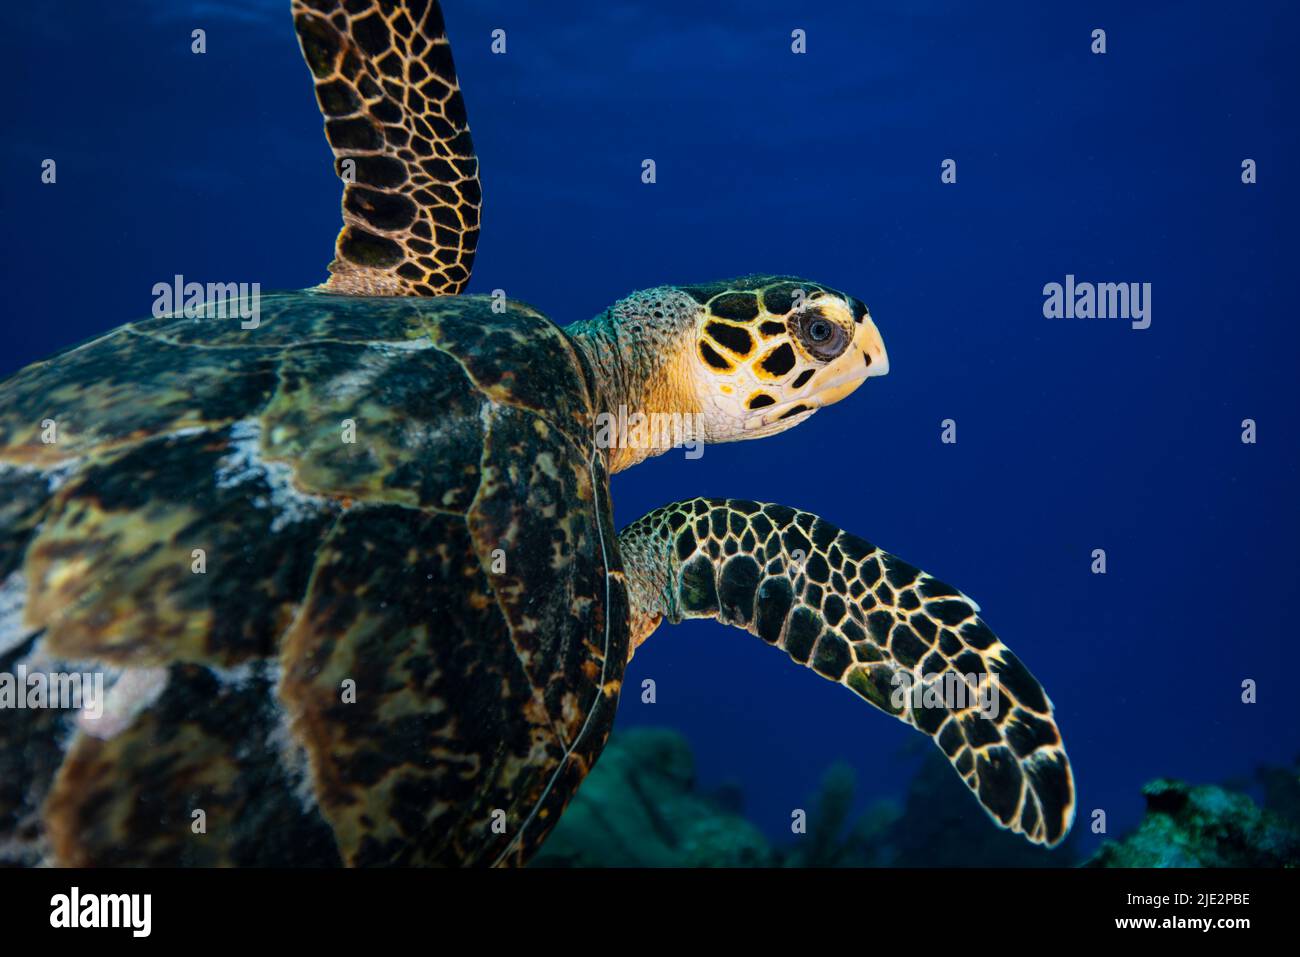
[{"x1": 791, "y1": 308, "x2": 848, "y2": 361}]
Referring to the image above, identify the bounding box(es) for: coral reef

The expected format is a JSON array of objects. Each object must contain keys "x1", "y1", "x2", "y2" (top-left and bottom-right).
[
  {"x1": 535, "y1": 728, "x2": 1298, "y2": 868},
  {"x1": 530, "y1": 727, "x2": 770, "y2": 867},
  {"x1": 534, "y1": 727, "x2": 1075, "y2": 867},
  {"x1": 1086, "y1": 775, "x2": 1300, "y2": 868}
]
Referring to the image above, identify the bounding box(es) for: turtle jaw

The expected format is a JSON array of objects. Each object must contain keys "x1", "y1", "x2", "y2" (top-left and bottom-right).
[{"x1": 741, "y1": 365, "x2": 867, "y2": 432}]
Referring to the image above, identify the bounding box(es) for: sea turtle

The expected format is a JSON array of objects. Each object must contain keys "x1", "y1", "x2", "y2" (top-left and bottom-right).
[{"x1": 0, "y1": 0, "x2": 1074, "y2": 866}]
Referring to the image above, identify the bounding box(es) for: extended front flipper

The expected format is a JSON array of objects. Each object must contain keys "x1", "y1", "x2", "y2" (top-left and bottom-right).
[
  {"x1": 619, "y1": 497, "x2": 1075, "y2": 847},
  {"x1": 293, "y1": 0, "x2": 481, "y2": 295}
]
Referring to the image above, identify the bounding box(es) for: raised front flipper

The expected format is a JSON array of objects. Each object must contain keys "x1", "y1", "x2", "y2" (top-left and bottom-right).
[
  {"x1": 293, "y1": 0, "x2": 481, "y2": 295},
  {"x1": 619, "y1": 497, "x2": 1075, "y2": 847}
]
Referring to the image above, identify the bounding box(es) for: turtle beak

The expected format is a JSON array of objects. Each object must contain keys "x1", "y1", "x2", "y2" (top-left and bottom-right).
[
  {"x1": 809, "y1": 314, "x2": 887, "y2": 408},
  {"x1": 856, "y1": 314, "x2": 889, "y2": 379}
]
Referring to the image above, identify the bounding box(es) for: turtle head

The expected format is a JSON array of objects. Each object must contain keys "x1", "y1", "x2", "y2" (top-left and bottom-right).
[
  {"x1": 676, "y1": 276, "x2": 889, "y2": 440},
  {"x1": 569, "y1": 276, "x2": 888, "y2": 471}
]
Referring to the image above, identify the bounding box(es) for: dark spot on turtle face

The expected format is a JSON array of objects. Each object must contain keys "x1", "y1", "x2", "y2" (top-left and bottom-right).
[
  {"x1": 682, "y1": 283, "x2": 725, "y2": 305},
  {"x1": 710, "y1": 292, "x2": 760, "y2": 322},
  {"x1": 759, "y1": 321, "x2": 785, "y2": 337},
  {"x1": 850, "y1": 297, "x2": 869, "y2": 323},
  {"x1": 762, "y1": 282, "x2": 802, "y2": 316},
  {"x1": 777, "y1": 404, "x2": 811, "y2": 421},
  {"x1": 747, "y1": 393, "x2": 775, "y2": 410},
  {"x1": 706, "y1": 322, "x2": 753, "y2": 356},
  {"x1": 791, "y1": 369, "x2": 815, "y2": 389},
  {"x1": 699, "y1": 341, "x2": 732, "y2": 371},
  {"x1": 759, "y1": 343, "x2": 796, "y2": 377}
]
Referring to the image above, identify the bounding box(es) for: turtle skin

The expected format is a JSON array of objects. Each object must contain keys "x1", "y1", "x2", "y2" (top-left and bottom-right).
[{"x1": 0, "y1": 292, "x2": 629, "y2": 866}]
